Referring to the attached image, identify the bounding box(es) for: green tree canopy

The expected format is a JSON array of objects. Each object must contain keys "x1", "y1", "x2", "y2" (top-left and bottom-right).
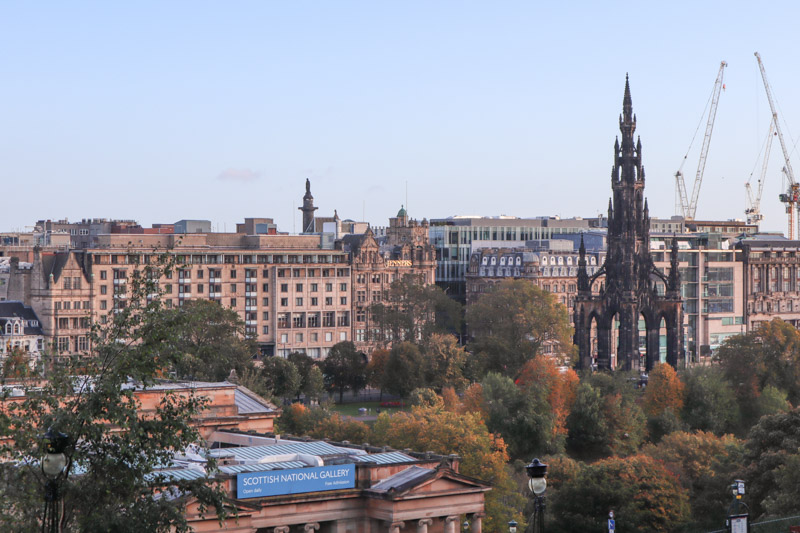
[
  {"x1": 383, "y1": 342, "x2": 425, "y2": 398},
  {"x1": 321, "y1": 341, "x2": 367, "y2": 402},
  {"x1": 369, "y1": 274, "x2": 462, "y2": 346},
  {"x1": 466, "y1": 280, "x2": 572, "y2": 376},
  {"x1": 681, "y1": 366, "x2": 740, "y2": 435},
  {"x1": 170, "y1": 299, "x2": 257, "y2": 382}
]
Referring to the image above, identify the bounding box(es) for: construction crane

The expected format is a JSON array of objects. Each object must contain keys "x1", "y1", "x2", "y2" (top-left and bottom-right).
[
  {"x1": 745, "y1": 120, "x2": 775, "y2": 225},
  {"x1": 755, "y1": 51, "x2": 799, "y2": 239},
  {"x1": 675, "y1": 61, "x2": 727, "y2": 220}
]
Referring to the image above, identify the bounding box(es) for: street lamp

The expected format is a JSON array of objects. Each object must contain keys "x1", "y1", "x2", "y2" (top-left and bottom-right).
[
  {"x1": 725, "y1": 479, "x2": 749, "y2": 533},
  {"x1": 508, "y1": 520, "x2": 518, "y2": 533},
  {"x1": 525, "y1": 458, "x2": 547, "y2": 533},
  {"x1": 41, "y1": 428, "x2": 69, "y2": 533}
]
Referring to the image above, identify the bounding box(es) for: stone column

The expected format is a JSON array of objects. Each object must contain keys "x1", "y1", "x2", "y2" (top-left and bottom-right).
[
  {"x1": 417, "y1": 519, "x2": 433, "y2": 533},
  {"x1": 444, "y1": 516, "x2": 460, "y2": 533},
  {"x1": 305, "y1": 524, "x2": 320, "y2": 533},
  {"x1": 389, "y1": 522, "x2": 405, "y2": 533},
  {"x1": 470, "y1": 513, "x2": 484, "y2": 533},
  {"x1": 274, "y1": 527, "x2": 290, "y2": 533}
]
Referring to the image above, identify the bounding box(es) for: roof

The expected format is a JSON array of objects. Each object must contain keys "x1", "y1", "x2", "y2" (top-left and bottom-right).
[
  {"x1": 0, "y1": 301, "x2": 44, "y2": 336},
  {"x1": 370, "y1": 466, "x2": 435, "y2": 491},
  {"x1": 234, "y1": 387, "x2": 276, "y2": 414},
  {"x1": 351, "y1": 452, "x2": 415, "y2": 464},
  {"x1": 209, "y1": 441, "x2": 366, "y2": 462}
]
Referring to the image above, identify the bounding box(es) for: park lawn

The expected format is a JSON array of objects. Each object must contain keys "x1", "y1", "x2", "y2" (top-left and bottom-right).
[{"x1": 330, "y1": 401, "x2": 407, "y2": 417}]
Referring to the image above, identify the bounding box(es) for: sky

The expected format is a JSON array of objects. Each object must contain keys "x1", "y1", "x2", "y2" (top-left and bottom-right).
[{"x1": 2, "y1": 1, "x2": 800, "y2": 234}]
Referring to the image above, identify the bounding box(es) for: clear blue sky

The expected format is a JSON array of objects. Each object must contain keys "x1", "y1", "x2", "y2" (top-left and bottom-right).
[{"x1": 2, "y1": 1, "x2": 800, "y2": 234}]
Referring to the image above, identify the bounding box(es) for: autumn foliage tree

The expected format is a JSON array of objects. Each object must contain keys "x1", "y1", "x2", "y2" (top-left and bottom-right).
[
  {"x1": 550, "y1": 455, "x2": 690, "y2": 533},
  {"x1": 371, "y1": 404, "x2": 523, "y2": 533},
  {"x1": 517, "y1": 357, "x2": 579, "y2": 441}
]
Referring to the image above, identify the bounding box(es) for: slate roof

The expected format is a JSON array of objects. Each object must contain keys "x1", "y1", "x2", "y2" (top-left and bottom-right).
[
  {"x1": 369, "y1": 466, "x2": 435, "y2": 492},
  {"x1": 209, "y1": 441, "x2": 365, "y2": 462},
  {"x1": 0, "y1": 301, "x2": 44, "y2": 335},
  {"x1": 234, "y1": 387, "x2": 276, "y2": 414}
]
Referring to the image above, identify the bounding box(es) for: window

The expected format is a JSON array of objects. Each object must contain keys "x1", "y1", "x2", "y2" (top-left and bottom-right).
[
  {"x1": 164, "y1": 284, "x2": 172, "y2": 294},
  {"x1": 295, "y1": 333, "x2": 303, "y2": 342},
  {"x1": 262, "y1": 283, "x2": 269, "y2": 291},
  {"x1": 340, "y1": 283, "x2": 347, "y2": 291},
  {"x1": 325, "y1": 297, "x2": 333, "y2": 306},
  {"x1": 310, "y1": 332, "x2": 318, "y2": 342},
  {"x1": 277, "y1": 269, "x2": 288, "y2": 277},
  {"x1": 281, "y1": 284, "x2": 288, "y2": 292},
  {"x1": 63, "y1": 277, "x2": 71, "y2": 290},
  {"x1": 77, "y1": 336, "x2": 88, "y2": 352},
  {"x1": 357, "y1": 291, "x2": 366, "y2": 302},
  {"x1": 197, "y1": 284, "x2": 204, "y2": 293},
  {"x1": 308, "y1": 313, "x2": 320, "y2": 327},
  {"x1": 292, "y1": 313, "x2": 305, "y2": 328},
  {"x1": 296, "y1": 297, "x2": 303, "y2": 306},
  {"x1": 280, "y1": 298, "x2": 288, "y2": 306},
  {"x1": 100, "y1": 285, "x2": 107, "y2": 295},
  {"x1": 262, "y1": 325, "x2": 269, "y2": 334},
  {"x1": 323, "y1": 312, "x2": 335, "y2": 327},
  {"x1": 311, "y1": 297, "x2": 318, "y2": 306},
  {"x1": 64, "y1": 302, "x2": 71, "y2": 310},
  {"x1": 100, "y1": 270, "x2": 107, "y2": 280},
  {"x1": 262, "y1": 297, "x2": 269, "y2": 305},
  {"x1": 100, "y1": 300, "x2": 107, "y2": 310},
  {"x1": 278, "y1": 313, "x2": 290, "y2": 328},
  {"x1": 230, "y1": 298, "x2": 237, "y2": 307},
  {"x1": 281, "y1": 334, "x2": 288, "y2": 343},
  {"x1": 197, "y1": 270, "x2": 204, "y2": 279},
  {"x1": 339, "y1": 332, "x2": 347, "y2": 341},
  {"x1": 356, "y1": 310, "x2": 366, "y2": 322},
  {"x1": 337, "y1": 312, "x2": 349, "y2": 326},
  {"x1": 340, "y1": 297, "x2": 347, "y2": 305},
  {"x1": 296, "y1": 283, "x2": 303, "y2": 292},
  {"x1": 310, "y1": 283, "x2": 318, "y2": 292},
  {"x1": 230, "y1": 270, "x2": 237, "y2": 279},
  {"x1": 325, "y1": 332, "x2": 332, "y2": 342},
  {"x1": 325, "y1": 283, "x2": 333, "y2": 292},
  {"x1": 57, "y1": 337, "x2": 70, "y2": 353},
  {"x1": 58, "y1": 318, "x2": 69, "y2": 329},
  {"x1": 262, "y1": 311, "x2": 269, "y2": 320}
]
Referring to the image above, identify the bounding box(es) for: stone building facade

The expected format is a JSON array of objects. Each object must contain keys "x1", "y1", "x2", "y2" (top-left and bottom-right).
[
  {"x1": 573, "y1": 77, "x2": 683, "y2": 371},
  {"x1": 738, "y1": 238, "x2": 800, "y2": 330}
]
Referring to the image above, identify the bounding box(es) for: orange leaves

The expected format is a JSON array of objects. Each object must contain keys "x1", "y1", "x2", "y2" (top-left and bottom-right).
[{"x1": 643, "y1": 363, "x2": 685, "y2": 418}]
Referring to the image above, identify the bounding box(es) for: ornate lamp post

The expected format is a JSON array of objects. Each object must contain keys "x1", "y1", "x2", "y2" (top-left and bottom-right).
[
  {"x1": 41, "y1": 428, "x2": 69, "y2": 533},
  {"x1": 525, "y1": 458, "x2": 547, "y2": 533}
]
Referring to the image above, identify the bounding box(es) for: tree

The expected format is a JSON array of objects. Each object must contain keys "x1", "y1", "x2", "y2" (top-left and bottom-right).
[
  {"x1": 261, "y1": 356, "x2": 302, "y2": 403},
  {"x1": 481, "y1": 372, "x2": 556, "y2": 459},
  {"x1": 383, "y1": 342, "x2": 425, "y2": 398},
  {"x1": 740, "y1": 407, "x2": 800, "y2": 518},
  {"x1": 0, "y1": 260, "x2": 226, "y2": 532},
  {"x1": 371, "y1": 405, "x2": 523, "y2": 533},
  {"x1": 681, "y1": 366, "x2": 740, "y2": 435},
  {"x1": 642, "y1": 431, "x2": 744, "y2": 530},
  {"x1": 715, "y1": 319, "x2": 800, "y2": 427},
  {"x1": 566, "y1": 380, "x2": 645, "y2": 459},
  {"x1": 422, "y1": 333, "x2": 468, "y2": 392},
  {"x1": 517, "y1": 357, "x2": 579, "y2": 441},
  {"x1": 170, "y1": 299, "x2": 257, "y2": 382},
  {"x1": 369, "y1": 275, "x2": 462, "y2": 346},
  {"x1": 365, "y1": 348, "x2": 390, "y2": 400},
  {"x1": 643, "y1": 363, "x2": 685, "y2": 418},
  {"x1": 288, "y1": 352, "x2": 324, "y2": 401},
  {"x1": 466, "y1": 280, "x2": 572, "y2": 376},
  {"x1": 551, "y1": 455, "x2": 690, "y2": 533},
  {"x1": 321, "y1": 341, "x2": 367, "y2": 402}
]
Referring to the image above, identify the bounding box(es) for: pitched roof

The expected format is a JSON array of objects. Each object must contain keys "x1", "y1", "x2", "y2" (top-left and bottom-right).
[{"x1": 0, "y1": 301, "x2": 44, "y2": 335}]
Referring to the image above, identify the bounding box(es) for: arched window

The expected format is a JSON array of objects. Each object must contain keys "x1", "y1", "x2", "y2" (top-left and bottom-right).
[
  {"x1": 491, "y1": 257, "x2": 496, "y2": 265},
  {"x1": 567, "y1": 256, "x2": 573, "y2": 265},
  {"x1": 516, "y1": 256, "x2": 522, "y2": 265},
  {"x1": 542, "y1": 257, "x2": 548, "y2": 266},
  {"x1": 482, "y1": 257, "x2": 488, "y2": 265},
  {"x1": 13, "y1": 322, "x2": 21, "y2": 335},
  {"x1": 557, "y1": 256, "x2": 564, "y2": 265},
  {"x1": 4, "y1": 323, "x2": 10, "y2": 335},
  {"x1": 590, "y1": 257, "x2": 597, "y2": 265},
  {"x1": 500, "y1": 257, "x2": 506, "y2": 266}
]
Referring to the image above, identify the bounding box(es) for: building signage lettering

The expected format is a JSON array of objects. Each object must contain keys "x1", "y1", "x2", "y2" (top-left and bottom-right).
[
  {"x1": 237, "y1": 464, "x2": 355, "y2": 499},
  {"x1": 386, "y1": 260, "x2": 412, "y2": 267}
]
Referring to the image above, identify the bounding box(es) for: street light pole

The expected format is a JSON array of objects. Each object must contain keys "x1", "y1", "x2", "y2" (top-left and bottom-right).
[
  {"x1": 725, "y1": 479, "x2": 749, "y2": 533},
  {"x1": 525, "y1": 458, "x2": 548, "y2": 533},
  {"x1": 41, "y1": 428, "x2": 69, "y2": 533}
]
